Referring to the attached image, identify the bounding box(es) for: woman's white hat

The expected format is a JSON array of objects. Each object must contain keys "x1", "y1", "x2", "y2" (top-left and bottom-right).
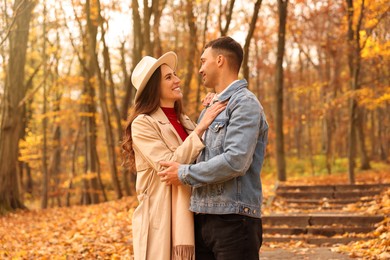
[{"x1": 131, "y1": 51, "x2": 177, "y2": 102}]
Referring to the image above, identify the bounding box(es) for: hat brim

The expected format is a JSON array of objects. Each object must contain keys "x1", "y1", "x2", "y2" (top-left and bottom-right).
[{"x1": 134, "y1": 52, "x2": 177, "y2": 102}]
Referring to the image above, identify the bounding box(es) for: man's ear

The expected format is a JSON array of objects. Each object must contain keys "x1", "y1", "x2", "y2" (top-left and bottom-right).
[{"x1": 217, "y1": 55, "x2": 224, "y2": 67}]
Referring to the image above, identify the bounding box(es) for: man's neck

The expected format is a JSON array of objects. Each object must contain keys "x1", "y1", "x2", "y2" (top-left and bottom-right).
[{"x1": 215, "y1": 76, "x2": 238, "y2": 94}]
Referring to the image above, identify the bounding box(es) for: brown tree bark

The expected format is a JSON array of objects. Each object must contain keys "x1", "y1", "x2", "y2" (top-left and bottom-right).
[
  {"x1": 78, "y1": 0, "x2": 101, "y2": 205},
  {"x1": 118, "y1": 42, "x2": 133, "y2": 196},
  {"x1": 275, "y1": 0, "x2": 288, "y2": 182},
  {"x1": 120, "y1": 0, "x2": 142, "y2": 121},
  {"x1": 346, "y1": 0, "x2": 368, "y2": 183},
  {"x1": 357, "y1": 108, "x2": 371, "y2": 169},
  {"x1": 41, "y1": 0, "x2": 49, "y2": 209},
  {"x1": 152, "y1": 0, "x2": 167, "y2": 57},
  {"x1": 219, "y1": 0, "x2": 235, "y2": 36},
  {"x1": 196, "y1": 1, "x2": 211, "y2": 115},
  {"x1": 243, "y1": 0, "x2": 262, "y2": 80},
  {"x1": 66, "y1": 125, "x2": 81, "y2": 207},
  {"x1": 48, "y1": 29, "x2": 63, "y2": 207},
  {"x1": 142, "y1": 0, "x2": 156, "y2": 55},
  {"x1": 86, "y1": 0, "x2": 122, "y2": 199},
  {"x1": 0, "y1": 0, "x2": 35, "y2": 213},
  {"x1": 88, "y1": 0, "x2": 122, "y2": 199},
  {"x1": 182, "y1": 0, "x2": 197, "y2": 106}
]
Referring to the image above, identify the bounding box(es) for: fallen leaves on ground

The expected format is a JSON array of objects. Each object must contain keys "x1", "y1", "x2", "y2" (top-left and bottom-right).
[
  {"x1": 262, "y1": 170, "x2": 390, "y2": 259},
  {"x1": 333, "y1": 188, "x2": 390, "y2": 259},
  {"x1": 0, "y1": 197, "x2": 138, "y2": 259},
  {"x1": 0, "y1": 170, "x2": 388, "y2": 259}
]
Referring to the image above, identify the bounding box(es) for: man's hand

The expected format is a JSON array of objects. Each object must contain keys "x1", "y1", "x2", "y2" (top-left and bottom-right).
[{"x1": 158, "y1": 161, "x2": 182, "y2": 186}]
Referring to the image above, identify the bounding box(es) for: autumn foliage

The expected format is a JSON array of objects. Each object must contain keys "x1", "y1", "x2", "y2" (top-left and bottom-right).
[{"x1": 1, "y1": 171, "x2": 389, "y2": 258}]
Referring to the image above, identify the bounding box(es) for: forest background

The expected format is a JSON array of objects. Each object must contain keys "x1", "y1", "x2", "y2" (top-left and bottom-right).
[{"x1": 0, "y1": 0, "x2": 389, "y2": 212}]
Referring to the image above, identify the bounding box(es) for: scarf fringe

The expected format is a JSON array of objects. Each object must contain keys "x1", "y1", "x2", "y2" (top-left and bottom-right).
[{"x1": 172, "y1": 245, "x2": 195, "y2": 260}]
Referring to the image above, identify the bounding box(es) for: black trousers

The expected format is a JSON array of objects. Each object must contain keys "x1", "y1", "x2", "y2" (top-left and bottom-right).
[{"x1": 194, "y1": 214, "x2": 263, "y2": 260}]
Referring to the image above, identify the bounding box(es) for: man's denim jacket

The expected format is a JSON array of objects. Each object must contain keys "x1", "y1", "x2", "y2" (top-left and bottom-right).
[{"x1": 178, "y1": 79, "x2": 268, "y2": 218}]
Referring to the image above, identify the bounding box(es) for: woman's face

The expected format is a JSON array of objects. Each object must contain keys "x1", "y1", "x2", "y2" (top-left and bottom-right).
[{"x1": 159, "y1": 64, "x2": 182, "y2": 107}]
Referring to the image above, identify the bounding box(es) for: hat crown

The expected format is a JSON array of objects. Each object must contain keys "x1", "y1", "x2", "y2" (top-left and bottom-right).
[{"x1": 131, "y1": 56, "x2": 157, "y2": 90}]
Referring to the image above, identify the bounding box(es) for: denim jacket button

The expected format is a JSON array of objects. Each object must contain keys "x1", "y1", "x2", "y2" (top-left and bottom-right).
[{"x1": 244, "y1": 207, "x2": 249, "y2": 213}]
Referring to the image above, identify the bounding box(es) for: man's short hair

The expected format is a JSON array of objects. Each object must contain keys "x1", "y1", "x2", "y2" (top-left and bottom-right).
[{"x1": 204, "y1": 36, "x2": 243, "y2": 73}]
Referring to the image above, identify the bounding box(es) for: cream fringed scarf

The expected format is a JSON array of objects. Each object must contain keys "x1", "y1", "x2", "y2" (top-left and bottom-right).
[{"x1": 171, "y1": 184, "x2": 195, "y2": 260}]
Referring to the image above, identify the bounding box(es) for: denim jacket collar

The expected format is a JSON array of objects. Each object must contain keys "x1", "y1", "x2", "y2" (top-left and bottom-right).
[{"x1": 217, "y1": 79, "x2": 248, "y2": 102}]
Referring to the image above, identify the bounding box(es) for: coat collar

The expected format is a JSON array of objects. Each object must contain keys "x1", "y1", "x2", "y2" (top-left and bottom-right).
[{"x1": 149, "y1": 107, "x2": 196, "y2": 144}]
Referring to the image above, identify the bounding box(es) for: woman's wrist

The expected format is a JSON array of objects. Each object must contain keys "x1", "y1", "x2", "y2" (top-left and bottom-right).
[{"x1": 194, "y1": 125, "x2": 206, "y2": 137}]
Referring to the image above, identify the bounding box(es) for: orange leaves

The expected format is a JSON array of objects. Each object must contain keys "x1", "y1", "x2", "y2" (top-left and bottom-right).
[
  {"x1": 361, "y1": 37, "x2": 390, "y2": 59},
  {"x1": 0, "y1": 197, "x2": 138, "y2": 258},
  {"x1": 334, "y1": 188, "x2": 390, "y2": 259}
]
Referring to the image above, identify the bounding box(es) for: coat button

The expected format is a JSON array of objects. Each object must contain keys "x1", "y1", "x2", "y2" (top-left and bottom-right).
[{"x1": 244, "y1": 208, "x2": 249, "y2": 213}]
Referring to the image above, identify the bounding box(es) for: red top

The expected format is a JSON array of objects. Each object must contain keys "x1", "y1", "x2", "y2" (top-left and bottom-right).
[{"x1": 161, "y1": 107, "x2": 189, "y2": 141}]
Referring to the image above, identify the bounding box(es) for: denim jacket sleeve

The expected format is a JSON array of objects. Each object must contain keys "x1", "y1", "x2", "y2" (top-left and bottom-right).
[{"x1": 178, "y1": 92, "x2": 264, "y2": 187}]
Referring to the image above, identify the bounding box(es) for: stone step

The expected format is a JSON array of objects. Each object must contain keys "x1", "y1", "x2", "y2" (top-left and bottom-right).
[
  {"x1": 276, "y1": 190, "x2": 381, "y2": 199},
  {"x1": 263, "y1": 226, "x2": 374, "y2": 236},
  {"x1": 263, "y1": 236, "x2": 370, "y2": 245},
  {"x1": 263, "y1": 184, "x2": 388, "y2": 246},
  {"x1": 262, "y1": 214, "x2": 384, "y2": 227},
  {"x1": 281, "y1": 197, "x2": 371, "y2": 205},
  {"x1": 277, "y1": 183, "x2": 390, "y2": 192},
  {"x1": 284, "y1": 205, "x2": 345, "y2": 210}
]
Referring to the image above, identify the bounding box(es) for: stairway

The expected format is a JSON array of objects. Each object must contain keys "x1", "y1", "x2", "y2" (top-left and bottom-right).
[{"x1": 263, "y1": 183, "x2": 389, "y2": 245}]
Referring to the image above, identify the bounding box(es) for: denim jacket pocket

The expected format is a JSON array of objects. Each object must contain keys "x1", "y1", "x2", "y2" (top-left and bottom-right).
[{"x1": 207, "y1": 120, "x2": 227, "y2": 151}]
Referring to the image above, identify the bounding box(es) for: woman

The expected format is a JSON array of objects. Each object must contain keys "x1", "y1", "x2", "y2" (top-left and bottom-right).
[{"x1": 122, "y1": 52, "x2": 225, "y2": 260}]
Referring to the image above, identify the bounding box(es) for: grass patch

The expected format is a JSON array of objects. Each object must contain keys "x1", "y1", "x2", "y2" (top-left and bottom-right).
[{"x1": 261, "y1": 154, "x2": 390, "y2": 181}]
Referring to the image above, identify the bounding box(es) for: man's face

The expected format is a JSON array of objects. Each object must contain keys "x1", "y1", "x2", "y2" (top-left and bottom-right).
[{"x1": 199, "y1": 47, "x2": 218, "y2": 89}]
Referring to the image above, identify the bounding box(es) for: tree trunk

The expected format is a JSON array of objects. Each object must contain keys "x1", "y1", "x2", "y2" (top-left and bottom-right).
[
  {"x1": 80, "y1": 0, "x2": 101, "y2": 204},
  {"x1": 243, "y1": 0, "x2": 262, "y2": 80},
  {"x1": 120, "y1": 0, "x2": 142, "y2": 121},
  {"x1": 41, "y1": 0, "x2": 49, "y2": 209},
  {"x1": 356, "y1": 108, "x2": 371, "y2": 169},
  {"x1": 49, "y1": 27, "x2": 63, "y2": 207},
  {"x1": 275, "y1": 0, "x2": 288, "y2": 182},
  {"x1": 323, "y1": 33, "x2": 334, "y2": 175},
  {"x1": 92, "y1": 5, "x2": 123, "y2": 199},
  {"x1": 196, "y1": 1, "x2": 211, "y2": 115},
  {"x1": 118, "y1": 42, "x2": 133, "y2": 196},
  {"x1": 346, "y1": 0, "x2": 356, "y2": 184},
  {"x1": 377, "y1": 109, "x2": 387, "y2": 161},
  {"x1": 182, "y1": 0, "x2": 197, "y2": 107},
  {"x1": 66, "y1": 126, "x2": 81, "y2": 207},
  {"x1": 346, "y1": 0, "x2": 366, "y2": 183},
  {"x1": 142, "y1": 0, "x2": 155, "y2": 55},
  {"x1": 0, "y1": 0, "x2": 35, "y2": 213},
  {"x1": 354, "y1": 0, "x2": 370, "y2": 170},
  {"x1": 218, "y1": 0, "x2": 235, "y2": 36},
  {"x1": 152, "y1": 0, "x2": 167, "y2": 57}
]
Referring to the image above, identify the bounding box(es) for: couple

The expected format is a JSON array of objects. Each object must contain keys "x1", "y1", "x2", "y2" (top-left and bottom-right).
[{"x1": 123, "y1": 36, "x2": 269, "y2": 260}]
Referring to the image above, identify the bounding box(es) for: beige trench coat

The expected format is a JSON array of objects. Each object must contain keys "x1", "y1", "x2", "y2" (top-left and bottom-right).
[{"x1": 131, "y1": 108, "x2": 205, "y2": 260}]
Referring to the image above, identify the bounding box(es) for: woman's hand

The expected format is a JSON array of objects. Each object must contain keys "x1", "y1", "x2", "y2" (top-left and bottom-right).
[{"x1": 194, "y1": 101, "x2": 227, "y2": 137}]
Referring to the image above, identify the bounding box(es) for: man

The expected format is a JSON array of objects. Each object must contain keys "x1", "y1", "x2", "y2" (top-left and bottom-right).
[{"x1": 159, "y1": 36, "x2": 268, "y2": 260}]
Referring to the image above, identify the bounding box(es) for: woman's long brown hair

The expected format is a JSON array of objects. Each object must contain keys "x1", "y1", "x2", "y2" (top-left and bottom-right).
[{"x1": 122, "y1": 66, "x2": 184, "y2": 172}]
